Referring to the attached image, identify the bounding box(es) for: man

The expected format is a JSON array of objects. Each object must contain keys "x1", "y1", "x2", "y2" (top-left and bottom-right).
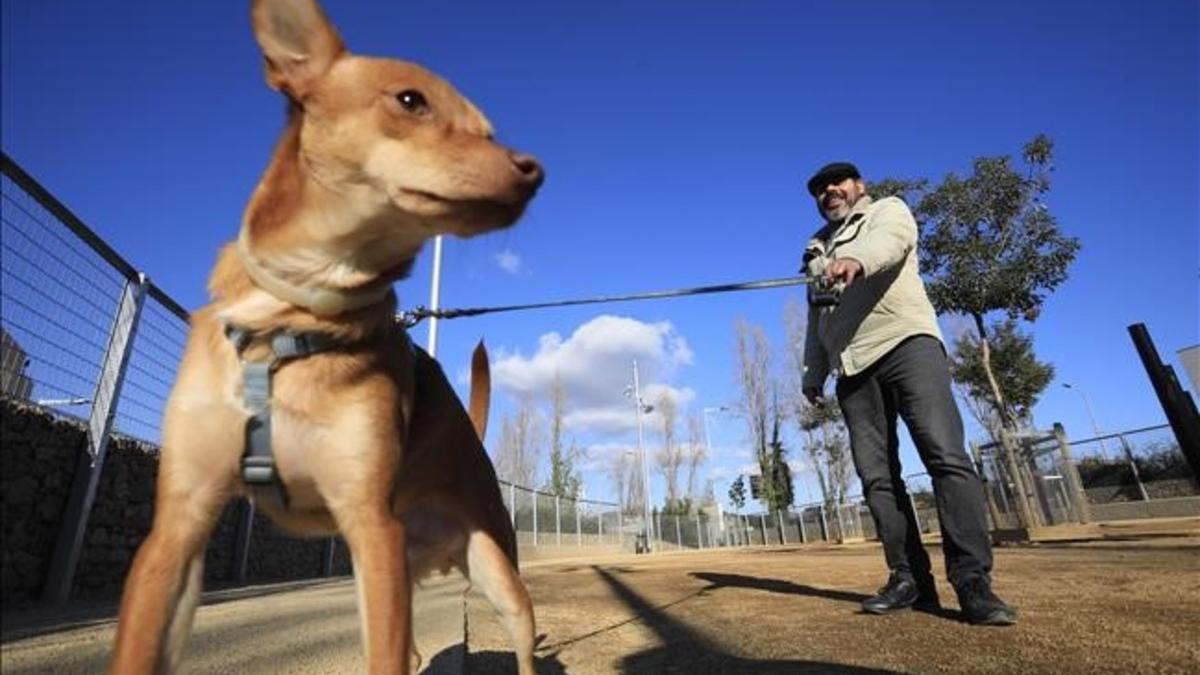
[{"x1": 800, "y1": 161, "x2": 1017, "y2": 626}]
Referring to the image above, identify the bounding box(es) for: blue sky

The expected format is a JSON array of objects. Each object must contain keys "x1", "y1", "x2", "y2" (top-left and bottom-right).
[{"x1": 3, "y1": 0, "x2": 1197, "y2": 509}]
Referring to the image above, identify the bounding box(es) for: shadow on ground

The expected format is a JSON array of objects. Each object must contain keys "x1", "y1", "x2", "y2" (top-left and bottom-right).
[
  {"x1": 589, "y1": 566, "x2": 907, "y2": 674},
  {"x1": 689, "y1": 571, "x2": 963, "y2": 623},
  {"x1": 424, "y1": 643, "x2": 568, "y2": 675}
]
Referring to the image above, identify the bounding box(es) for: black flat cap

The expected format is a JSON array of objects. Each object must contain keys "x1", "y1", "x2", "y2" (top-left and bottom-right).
[{"x1": 806, "y1": 162, "x2": 861, "y2": 196}]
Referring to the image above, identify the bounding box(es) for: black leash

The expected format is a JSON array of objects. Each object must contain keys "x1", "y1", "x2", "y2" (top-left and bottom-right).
[{"x1": 398, "y1": 275, "x2": 819, "y2": 328}]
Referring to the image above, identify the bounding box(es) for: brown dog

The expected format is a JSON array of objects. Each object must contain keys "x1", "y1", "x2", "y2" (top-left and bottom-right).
[{"x1": 108, "y1": 1, "x2": 542, "y2": 673}]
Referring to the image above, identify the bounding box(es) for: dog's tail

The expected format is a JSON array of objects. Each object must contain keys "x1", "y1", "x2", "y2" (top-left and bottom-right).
[{"x1": 468, "y1": 339, "x2": 490, "y2": 441}]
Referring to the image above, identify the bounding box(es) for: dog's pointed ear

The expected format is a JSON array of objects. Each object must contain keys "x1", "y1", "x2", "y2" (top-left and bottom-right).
[{"x1": 251, "y1": 0, "x2": 346, "y2": 98}]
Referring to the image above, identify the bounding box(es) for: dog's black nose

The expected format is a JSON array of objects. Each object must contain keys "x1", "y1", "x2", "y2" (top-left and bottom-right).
[{"x1": 509, "y1": 152, "x2": 544, "y2": 188}]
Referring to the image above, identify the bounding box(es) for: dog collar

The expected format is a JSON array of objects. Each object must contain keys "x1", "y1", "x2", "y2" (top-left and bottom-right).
[{"x1": 236, "y1": 227, "x2": 393, "y2": 316}]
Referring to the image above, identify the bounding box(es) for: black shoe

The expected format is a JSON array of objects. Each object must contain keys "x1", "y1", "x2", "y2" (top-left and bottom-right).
[
  {"x1": 955, "y1": 576, "x2": 1018, "y2": 626},
  {"x1": 862, "y1": 571, "x2": 921, "y2": 614}
]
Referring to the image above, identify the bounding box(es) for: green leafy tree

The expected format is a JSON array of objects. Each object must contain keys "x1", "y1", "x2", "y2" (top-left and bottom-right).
[
  {"x1": 728, "y1": 475, "x2": 747, "y2": 511},
  {"x1": 913, "y1": 135, "x2": 1080, "y2": 428},
  {"x1": 875, "y1": 136, "x2": 1079, "y2": 429},
  {"x1": 951, "y1": 318, "x2": 1055, "y2": 438}
]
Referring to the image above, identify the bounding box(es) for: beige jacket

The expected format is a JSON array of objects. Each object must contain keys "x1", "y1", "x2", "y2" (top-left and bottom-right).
[{"x1": 802, "y1": 195, "x2": 942, "y2": 390}]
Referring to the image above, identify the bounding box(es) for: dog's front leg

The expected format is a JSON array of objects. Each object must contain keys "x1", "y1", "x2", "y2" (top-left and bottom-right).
[
  {"x1": 109, "y1": 487, "x2": 228, "y2": 674},
  {"x1": 340, "y1": 505, "x2": 411, "y2": 674}
]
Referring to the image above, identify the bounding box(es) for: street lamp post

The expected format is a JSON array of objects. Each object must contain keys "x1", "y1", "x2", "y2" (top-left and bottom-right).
[
  {"x1": 702, "y1": 405, "x2": 728, "y2": 541},
  {"x1": 627, "y1": 360, "x2": 655, "y2": 552},
  {"x1": 426, "y1": 234, "x2": 444, "y2": 357},
  {"x1": 1062, "y1": 382, "x2": 1110, "y2": 460}
]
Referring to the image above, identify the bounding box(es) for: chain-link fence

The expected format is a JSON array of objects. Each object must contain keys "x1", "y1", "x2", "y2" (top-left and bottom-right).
[
  {"x1": 1, "y1": 156, "x2": 188, "y2": 447},
  {"x1": 500, "y1": 481, "x2": 625, "y2": 555}
]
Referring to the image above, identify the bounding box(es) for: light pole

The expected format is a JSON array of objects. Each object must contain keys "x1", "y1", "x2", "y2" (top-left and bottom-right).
[
  {"x1": 1062, "y1": 382, "x2": 1110, "y2": 460},
  {"x1": 426, "y1": 235, "x2": 445, "y2": 357},
  {"x1": 626, "y1": 360, "x2": 655, "y2": 552},
  {"x1": 702, "y1": 405, "x2": 729, "y2": 540},
  {"x1": 702, "y1": 405, "x2": 730, "y2": 459}
]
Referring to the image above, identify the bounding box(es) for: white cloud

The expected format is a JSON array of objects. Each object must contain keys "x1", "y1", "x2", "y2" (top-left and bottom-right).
[
  {"x1": 495, "y1": 248, "x2": 524, "y2": 275},
  {"x1": 492, "y1": 314, "x2": 696, "y2": 435}
]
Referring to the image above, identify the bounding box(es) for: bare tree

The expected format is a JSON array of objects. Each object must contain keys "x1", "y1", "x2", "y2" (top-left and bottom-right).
[
  {"x1": 609, "y1": 451, "x2": 631, "y2": 513},
  {"x1": 734, "y1": 319, "x2": 790, "y2": 513},
  {"x1": 545, "y1": 373, "x2": 583, "y2": 498},
  {"x1": 684, "y1": 413, "x2": 708, "y2": 504},
  {"x1": 494, "y1": 394, "x2": 543, "y2": 488},
  {"x1": 654, "y1": 392, "x2": 683, "y2": 510},
  {"x1": 784, "y1": 299, "x2": 852, "y2": 539}
]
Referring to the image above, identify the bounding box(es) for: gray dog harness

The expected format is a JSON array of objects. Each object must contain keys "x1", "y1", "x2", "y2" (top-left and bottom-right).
[{"x1": 225, "y1": 324, "x2": 344, "y2": 508}]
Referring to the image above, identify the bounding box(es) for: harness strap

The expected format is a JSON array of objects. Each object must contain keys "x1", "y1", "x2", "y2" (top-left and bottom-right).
[{"x1": 225, "y1": 323, "x2": 343, "y2": 508}]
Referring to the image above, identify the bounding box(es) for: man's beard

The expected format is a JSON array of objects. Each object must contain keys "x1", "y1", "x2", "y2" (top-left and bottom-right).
[{"x1": 821, "y1": 201, "x2": 852, "y2": 223}]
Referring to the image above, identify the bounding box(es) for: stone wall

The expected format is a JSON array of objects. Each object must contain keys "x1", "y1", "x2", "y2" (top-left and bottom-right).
[
  {"x1": 1, "y1": 397, "x2": 348, "y2": 606},
  {"x1": 1, "y1": 399, "x2": 83, "y2": 602}
]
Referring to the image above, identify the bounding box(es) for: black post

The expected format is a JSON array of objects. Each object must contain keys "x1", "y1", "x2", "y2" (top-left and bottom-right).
[{"x1": 1128, "y1": 323, "x2": 1200, "y2": 488}]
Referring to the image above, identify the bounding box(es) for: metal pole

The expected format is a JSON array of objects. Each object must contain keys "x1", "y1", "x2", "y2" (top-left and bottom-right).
[
  {"x1": 510, "y1": 482, "x2": 517, "y2": 529},
  {"x1": 633, "y1": 360, "x2": 654, "y2": 552},
  {"x1": 1064, "y1": 383, "x2": 1111, "y2": 459},
  {"x1": 43, "y1": 275, "x2": 148, "y2": 604},
  {"x1": 1119, "y1": 435, "x2": 1151, "y2": 502},
  {"x1": 427, "y1": 235, "x2": 443, "y2": 356},
  {"x1": 908, "y1": 492, "x2": 923, "y2": 540},
  {"x1": 323, "y1": 537, "x2": 336, "y2": 577},
  {"x1": 232, "y1": 498, "x2": 255, "y2": 583},
  {"x1": 696, "y1": 514, "x2": 704, "y2": 548},
  {"x1": 1128, "y1": 323, "x2": 1200, "y2": 487}
]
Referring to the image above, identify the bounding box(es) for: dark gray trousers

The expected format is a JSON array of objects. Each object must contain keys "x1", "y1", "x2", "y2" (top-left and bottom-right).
[{"x1": 835, "y1": 335, "x2": 992, "y2": 586}]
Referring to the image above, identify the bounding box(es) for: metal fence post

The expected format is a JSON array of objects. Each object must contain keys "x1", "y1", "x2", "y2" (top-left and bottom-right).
[
  {"x1": 42, "y1": 275, "x2": 148, "y2": 604},
  {"x1": 1118, "y1": 434, "x2": 1151, "y2": 503},
  {"x1": 598, "y1": 508, "x2": 605, "y2": 543},
  {"x1": 509, "y1": 482, "x2": 517, "y2": 529},
  {"x1": 323, "y1": 537, "x2": 336, "y2": 577},
  {"x1": 555, "y1": 495, "x2": 562, "y2": 546},
  {"x1": 232, "y1": 498, "x2": 256, "y2": 583},
  {"x1": 1052, "y1": 423, "x2": 1093, "y2": 522},
  {"x1": 908, "y1": 492, "x2": 923, "y2": 540},
  {"x1": 696, "y1": 514, "x2": 704, "y2": 548}
]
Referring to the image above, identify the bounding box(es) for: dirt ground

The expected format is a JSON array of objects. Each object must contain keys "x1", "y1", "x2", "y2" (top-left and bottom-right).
[
  {"x1": 3, "y1": 520, "x2": 1197, "y2": 674},
  {"x1": 463, "y1": 527, "x2": 1200, "y2": 674}
]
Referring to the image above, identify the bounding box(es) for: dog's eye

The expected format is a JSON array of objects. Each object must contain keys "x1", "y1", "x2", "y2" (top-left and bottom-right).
[{"x1": 396, "y1": 90, "x2": 429, "y2": 115}]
